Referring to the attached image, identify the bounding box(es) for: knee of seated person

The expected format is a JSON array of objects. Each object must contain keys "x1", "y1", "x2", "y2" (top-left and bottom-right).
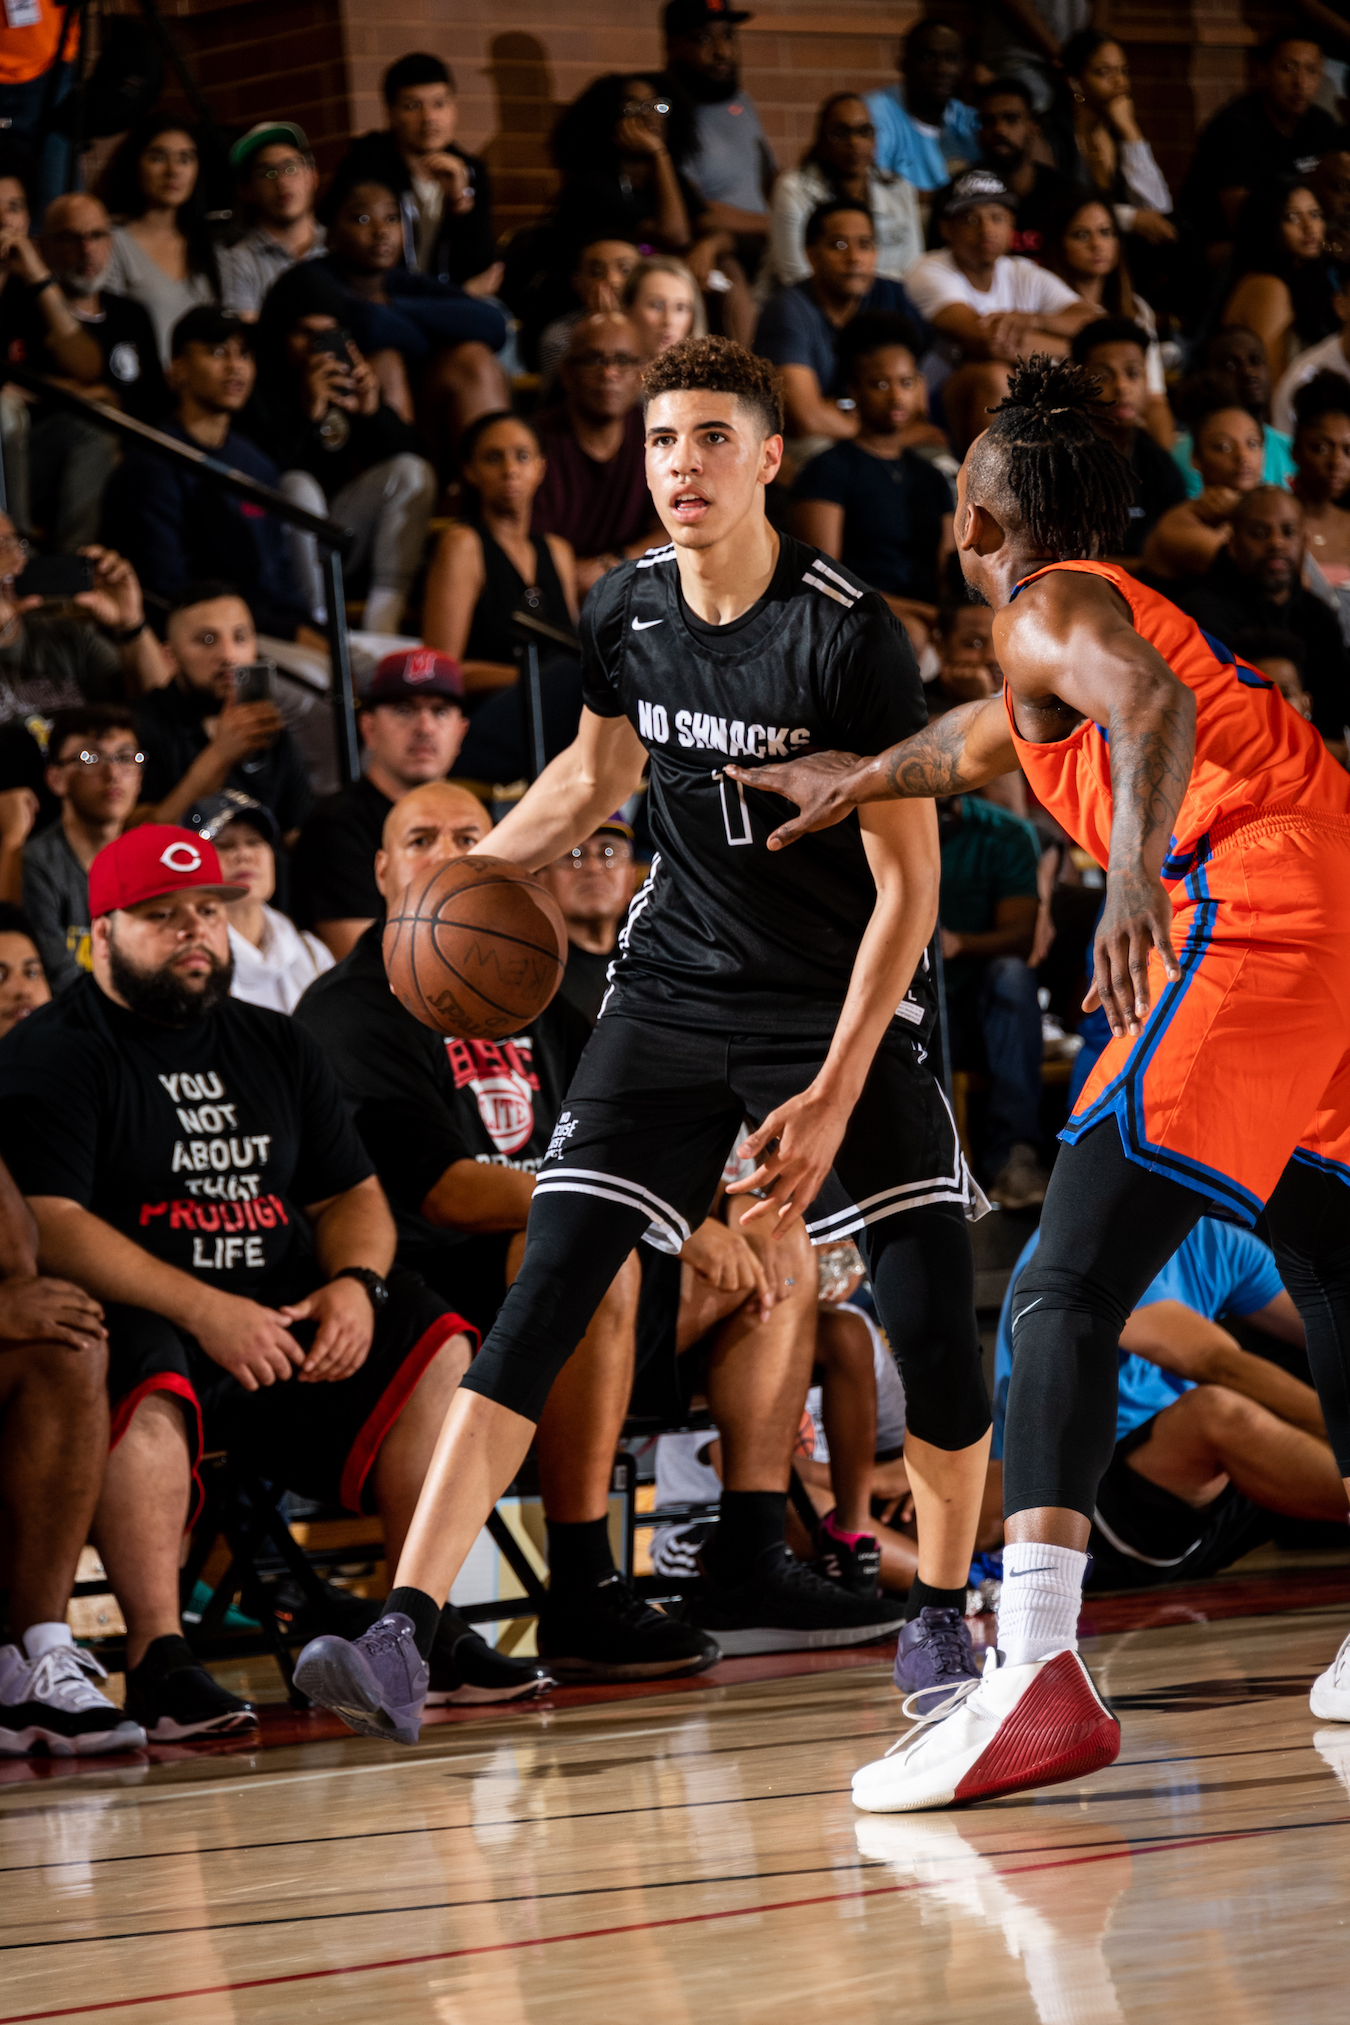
[
  {"x1": 387, "y1": 451, "x2": 437, "y2": 501},
  {"x1": 1185, "y1": 1382, "x2": 1265, "y2": 1440},
  {"x1": 17, "y1": 1333, "x2": 108, "y2": 1397},
  {"x1": 984, "y1": 953, "x2": 1036, "y2": 1004}
]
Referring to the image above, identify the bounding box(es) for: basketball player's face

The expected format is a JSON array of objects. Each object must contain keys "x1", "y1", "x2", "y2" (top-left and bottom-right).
[
  {"x1": 376, "y1": 790, "x2": 488, "y2": 903},
  {"x1": 645, "y1": 391, "x2": 783, "y2": 550}
]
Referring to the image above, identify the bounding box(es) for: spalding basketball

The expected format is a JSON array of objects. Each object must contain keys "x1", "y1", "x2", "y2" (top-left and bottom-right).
[{"x1": 383, "y1": 855, "x2": 568, "y2": 1040}]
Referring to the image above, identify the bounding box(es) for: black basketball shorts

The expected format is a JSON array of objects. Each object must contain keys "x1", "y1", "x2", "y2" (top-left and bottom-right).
[{"x1": 1084, "y1": 1416, "x2": 1275, "y2": 1591}]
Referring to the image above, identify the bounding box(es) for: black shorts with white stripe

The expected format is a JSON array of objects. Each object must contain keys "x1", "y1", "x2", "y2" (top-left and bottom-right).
[{"x1": 459, "y1": 1013, "x2": 991, "y2": 1444}]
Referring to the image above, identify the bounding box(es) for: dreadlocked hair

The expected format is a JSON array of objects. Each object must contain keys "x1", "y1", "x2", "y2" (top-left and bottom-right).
[{"x1": 968, "y1": 354, "x2": 1134, "y2": 560}]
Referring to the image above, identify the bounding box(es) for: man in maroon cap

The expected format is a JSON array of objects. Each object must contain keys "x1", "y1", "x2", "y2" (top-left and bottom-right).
[
  {"x1": 0, "y1": 824, "x2": 546, "y2": 1742},
  {"x1": 292, "y1": 648, "x2": 470, "y2": 959}
]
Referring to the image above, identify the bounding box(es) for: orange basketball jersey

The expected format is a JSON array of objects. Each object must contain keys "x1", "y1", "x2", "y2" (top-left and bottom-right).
[{"x1": 1002, "y1": 560, "x2": 1350, "y2": 878}]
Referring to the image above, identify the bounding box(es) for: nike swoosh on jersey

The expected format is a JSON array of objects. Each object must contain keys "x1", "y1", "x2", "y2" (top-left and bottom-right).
[{"x1": 631, "y1": 616, "x2": 664, "y2": 630}]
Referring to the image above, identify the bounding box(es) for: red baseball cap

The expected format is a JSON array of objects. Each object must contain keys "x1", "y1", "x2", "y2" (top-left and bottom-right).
[
  {"x1": 88, "y1": 824, "x2": 248, "y2": 918},
  {"x1": 364, "y1": 648, "x2": 465, "y2": 705}
]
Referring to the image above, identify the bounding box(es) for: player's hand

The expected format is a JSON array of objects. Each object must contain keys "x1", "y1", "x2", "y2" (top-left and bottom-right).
[
  {"x1": 1084, "y1": 865, "x2": 1180, "y2": 1039},
  {"x1": 725, "y1": 750, "x2": 868, "y2": 851},
  {"x1": 279, "y1": 1278, "x2": 375, "y2": 1383},
  {"x1": 193, "y1": 1294, "x2": 305, "y2": 1390},
  {"x1": 680, "y1": 1216, "x2": 775, "y2": 1321},
  {"x1": 726, "y1": 1084, "x2": 852, "y2": 1239},
  {"x1": 0, "y1": 1276, "x2": 106, "y2": 1351}
]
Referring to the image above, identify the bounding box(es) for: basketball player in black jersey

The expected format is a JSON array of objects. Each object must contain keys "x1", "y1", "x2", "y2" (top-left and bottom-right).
[{"x1": 296, "y1": 339, "x2": 994, "y2": 1744}]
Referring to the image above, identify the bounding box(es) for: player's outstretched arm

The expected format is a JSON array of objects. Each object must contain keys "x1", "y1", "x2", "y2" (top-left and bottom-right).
[
  {"x1": 726, "y1": 695, "x2": 1016, "y2": 850},
  {"x1": 728, "y1": 799, "x2": 940, "y2": 1236},
  {"x1": 468, "y1": 707, "x2": 649, "y2": 873}
]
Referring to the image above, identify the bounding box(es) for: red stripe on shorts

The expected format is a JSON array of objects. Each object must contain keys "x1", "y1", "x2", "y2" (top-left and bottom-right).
[{"x1": 338, "y1": 1312, "x2": 478, "y2": 1514}]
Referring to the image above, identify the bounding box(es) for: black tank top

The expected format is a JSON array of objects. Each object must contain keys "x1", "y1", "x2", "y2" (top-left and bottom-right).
[{"x1": 464, "y1": 522, "x2": 571, "y2": 666}]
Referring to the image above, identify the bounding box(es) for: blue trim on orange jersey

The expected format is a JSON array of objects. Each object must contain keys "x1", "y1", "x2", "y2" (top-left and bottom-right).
[{"x1": 1197, "y1": 624, "x2": 1274, "y2": 690}]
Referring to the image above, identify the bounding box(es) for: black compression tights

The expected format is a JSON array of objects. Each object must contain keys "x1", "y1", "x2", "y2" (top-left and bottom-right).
[{"x1": 1003, "y1": 1121, "x2": 1350, "y2": 1518}]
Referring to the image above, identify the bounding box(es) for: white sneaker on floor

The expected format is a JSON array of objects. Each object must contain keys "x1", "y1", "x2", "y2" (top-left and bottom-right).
[
  {"x1": 0, "y1": 1642, "x2": 146, "y2": 1757},
  {"x1": 1310, "y1": 1630, "x2": 1350, "y2": 1721},
  {"x1": 852, "y1": 1646, "x2": 1120, "y2": 1813}
]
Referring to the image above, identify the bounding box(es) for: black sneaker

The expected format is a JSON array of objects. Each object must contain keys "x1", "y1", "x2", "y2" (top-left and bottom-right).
[
  {"x1": 683, "y1": 1542, "x2": 907, "y2": 1655},
  {"x1": 125, "y1": 1636, "x2": 258, "y2": 1741},
  {"x1": 536, "y1": 1572, "x2": 721, "y2": 1681},
  {"x1": 814, "y1": 1512, "x2": 882, "y2": 1600},
  {"x1": 0, "y1": 1641, "x2": 146, "y2": 1757},
  {"x1": 427, "y1": 1609, "x2": 555, "y2": 1705}
]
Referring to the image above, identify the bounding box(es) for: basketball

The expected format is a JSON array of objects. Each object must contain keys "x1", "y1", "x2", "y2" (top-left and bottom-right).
[{"x1": 382, "y1": 854, "x2": 568, "y2": 1040}]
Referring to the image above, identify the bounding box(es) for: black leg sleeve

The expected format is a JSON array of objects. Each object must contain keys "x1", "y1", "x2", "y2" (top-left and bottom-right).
[
  {"x1": 864, "y1": 1201, "x2": 991, "y2": 1452},
  {"x1": 1265, "y1": 1158, "x2": 1350, "y2": 1477},
  {"x1": 1002, "y1": 1121, "x2": 1208, "y2": 1520}
]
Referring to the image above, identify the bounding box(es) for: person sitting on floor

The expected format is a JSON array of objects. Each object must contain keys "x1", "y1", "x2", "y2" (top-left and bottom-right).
[
  {"x1": 22, "y1": 703, "x2": 142, "y2": 995},
  {"x1": 0, "y1": 823, "x2": 489, "y2": 1741},
  {"x1": 185, "y1": 790, "x2": 332, "y2": 1014},
  {"x1": 0, "y1": 903, "x2": 49, "y2": 1038}
]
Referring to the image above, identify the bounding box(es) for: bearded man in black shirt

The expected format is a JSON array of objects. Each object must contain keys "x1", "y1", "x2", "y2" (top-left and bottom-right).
[
  {"x1": 0, "y1": 824, "x2": 549, "y2": 1742},
  {"x1": 297, "y1": 336, "x2": 992, "y2": 1747}
]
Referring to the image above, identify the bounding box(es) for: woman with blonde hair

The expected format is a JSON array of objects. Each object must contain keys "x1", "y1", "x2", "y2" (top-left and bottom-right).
[{"x1": 622, "y1": 256, "x2": 706, "y2": 359}]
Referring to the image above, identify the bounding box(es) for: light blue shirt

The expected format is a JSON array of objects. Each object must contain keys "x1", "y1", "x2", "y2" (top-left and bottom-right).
[
  {"x1": 1171, "y1": 423, "x2": 1295, "y2": 501},
  {"x1": 992, "y1": 1220, "x2": 1285, "y2": 1456},
  {"x1": 865, "y1": 85, "x2": 982, "y2": 192}
]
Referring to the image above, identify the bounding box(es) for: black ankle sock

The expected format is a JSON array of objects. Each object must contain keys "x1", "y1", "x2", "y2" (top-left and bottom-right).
[
  {"x1": 905, "y1": 1577, "x2": 968, "y2": 1622},
  {"x1": 386, "y1": 1585, "x2": 441, "y2": 1659},
  {"x1": 545, "y1": 1516, "x2": 616, "y2": 1592},
  {"x1": 707, "y1": 1490, "x2": 788, "y2": 1580}
]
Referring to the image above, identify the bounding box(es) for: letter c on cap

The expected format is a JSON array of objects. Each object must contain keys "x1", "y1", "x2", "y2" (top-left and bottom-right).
[{"x1": 161, "y1": 842, "x2": 202, "y2": 873}]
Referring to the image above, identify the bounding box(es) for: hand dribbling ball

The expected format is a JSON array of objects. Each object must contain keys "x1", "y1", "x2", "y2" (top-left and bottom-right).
[{"x1": 383, "y1": 855, "x2": 568, "y2": 1040}]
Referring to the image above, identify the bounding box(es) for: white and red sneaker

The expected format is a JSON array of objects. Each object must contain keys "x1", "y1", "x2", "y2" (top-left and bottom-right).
[{"x1": 852, "y1": 1647, "x2": 1120, "y2": 1813}]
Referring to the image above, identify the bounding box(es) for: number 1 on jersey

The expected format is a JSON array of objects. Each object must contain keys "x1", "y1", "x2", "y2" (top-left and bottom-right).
[{"x1": 715, "y1": 770, "x2": 753, "y2": 847}]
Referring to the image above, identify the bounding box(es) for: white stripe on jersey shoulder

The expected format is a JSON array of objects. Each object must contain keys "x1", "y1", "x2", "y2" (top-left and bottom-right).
[
  {"x1": 636, "y1": 544, "x2": 677, "y2": 569},
  {"x1": 802, "y1": 571, "x2": 858, "y2": 609},
  {"x1": 811, "y1": 556, "x2": 867, "y2": 598},
  {"x1": 802, "y1": 552, "x2": 867, "y2": 609}
]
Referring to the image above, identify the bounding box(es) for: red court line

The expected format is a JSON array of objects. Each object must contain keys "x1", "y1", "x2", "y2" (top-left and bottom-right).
[{"x1": 4, "y1": 1817, "x2": 1343, "y2": 2023}]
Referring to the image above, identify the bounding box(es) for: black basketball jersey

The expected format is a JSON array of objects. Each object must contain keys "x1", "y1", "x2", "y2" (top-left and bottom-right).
[{"x1": 580, "y1": 531, "x2": 931, "y2": 1034}]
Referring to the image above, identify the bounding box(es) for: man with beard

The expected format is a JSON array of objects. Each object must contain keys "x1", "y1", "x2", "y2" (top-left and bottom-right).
[
  {"x1": 0, "y1": 825, "x2": 500, "y2": 1742},
  {"x1": 663, "y1": 0, "x2": 775, "y2": 270},
  {"x1": 972, "y1": 78, "x2": 1070, "y2": 257}
]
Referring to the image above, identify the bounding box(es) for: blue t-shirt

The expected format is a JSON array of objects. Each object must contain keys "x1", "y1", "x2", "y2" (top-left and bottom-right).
[
  {"x1": 794, "y1": 441, "x2": 951, "y2": 600},
  {"x1": 865, "y1": 86, "x2": 982, "y2": 192},
  {"x1": 992, "y1": 1219, "x2": 1285, "y2": 1456},
  {"x1": 1171, "y1": 423, "x2": 1295, "y2": 501},
  {"x1": 754, "y1": 278, "x2": 930, "y2": 400}
]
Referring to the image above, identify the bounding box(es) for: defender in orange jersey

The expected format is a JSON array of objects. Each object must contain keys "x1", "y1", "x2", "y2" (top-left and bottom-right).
[{"x1": 735, "y1": 356, "x2": 1350, "y2": 1810}]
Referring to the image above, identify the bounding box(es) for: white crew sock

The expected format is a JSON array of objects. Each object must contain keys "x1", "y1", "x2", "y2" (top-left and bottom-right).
[
  {"x1": 997, "y1": 1543, "x2": 1088, "y2": 1666},
  {"x1": 22, "y1": 1622, "x2": 74, "y2": 1661}
]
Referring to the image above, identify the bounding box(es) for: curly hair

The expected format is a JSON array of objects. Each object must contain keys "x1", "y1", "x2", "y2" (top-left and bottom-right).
[
  {"x1": 966, "y1": 354, "x2": 1133, "y2": 558},
  {"x1": 1292, "y1": 367, "x2": 1350, "y2": 434},
  {"x1": 641, "y1": 336, "x2": 784, "y2": 438},
  {"x1": 99, "y1": 113, "x2": 220, "y2": 289}
]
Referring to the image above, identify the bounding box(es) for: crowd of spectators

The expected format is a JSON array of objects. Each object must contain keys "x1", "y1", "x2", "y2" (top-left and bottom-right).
[{"x1": 0, "y1": 1, "x2": 1349, "y2": 1754}]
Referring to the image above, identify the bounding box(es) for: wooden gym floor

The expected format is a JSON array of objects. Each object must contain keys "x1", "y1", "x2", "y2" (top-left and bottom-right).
[{"x1": 4, "y1": 1551, "x2": 1350, "y2": 2025}]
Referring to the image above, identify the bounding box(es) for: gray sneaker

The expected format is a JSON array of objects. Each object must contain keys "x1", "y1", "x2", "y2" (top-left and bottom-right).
[
  {"x1": 294, "y1": 1612, "x2": 429, "y2": 1745},
  {"x1": 893, "y1": 1607, "x2": 982, "y2": 1715},
  {"x1": 989, "y1": 1144, "x2": 1050, "y2": 1210}
]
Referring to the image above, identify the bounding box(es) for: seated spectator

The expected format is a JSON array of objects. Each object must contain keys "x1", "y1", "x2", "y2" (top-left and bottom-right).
[
  {"x1": 1141, "y1": 384, "x2": 1267, "y2": 579},
  {"x1": 865, "y1": 18, "x2": 981, "y2": 198},
  {"x1": 295, "y1": 781, "x2": 718, "y2": 1680},
  {"x1": 623, "y1": 255, "x2": 706, "y2": 360},
  {"x1": 928, "y1": 602, "x2": 1000, "y2": 712},
  {"x1": 1174, "y1": 326, "x2": 1296, "y2": 498},
  {"x1": 534, "y1": 816, "x2": 636, "y2": 1026},
  {"x1": 792, "y1": 312, "x2": 952, "y2": 644},
  {"x1": 754, "y1": 201, "x2": 929, "y2": 454},
  {"x1": 336, "y1": 53, "x2": 499, "y2": 292},
  {"x1": 1221, "y1": 176, "x2": 1336, "y2": 382},
  {"x1": 1311, "y1": 145, "x2": 1350, "y2": 280},
  {"x1": 291, "y1": 650, "x2": 468, "y2": 957},
  {"x1": 530, "y1": 313, "x2": 659, "y2": 594},
  {"x1": 1071, "y1": 318, "x2": 1187, "y2": 555},
  {"x1": 537, "y1": 236, "x2": 641, "y2": 388},
  {"x1": 217, "y1": 121, "x2": 325, "y2": 320},
  {"x1": 0, "y1": 902, "x2": 48, "y2": 1035},
  {"x1": 185, "y1": 790, "x2": 332, "y2": 1013},
  {"x1": 0, "y1": 1147, "x2": 143, "y2": 1757},
  {"x1": 314, "y1": 173, "x2": 508, "y2": 462},
  {"x1": 979, "y1": 0, "x2": 1082, "y2": 118},
  {"x1": 1274, "y1": 271, "x2": 1350, "y2": 434},
  {"x1": 972, "y1": 76, "x2": 1071, "y2": 258},
  {"x1": 100, "y1": 115, "x2": 220, "y2": 366},
  {"x1": 22, "y1": 703, "x2": 142, "y2": 994},
  {"x1": 1166, "y1": 486, "x2": 1350, "y2": 743},
  {"x1": 102, "y1": 307, "x2": 314, "y2": 643},
  {"x1": 22, "y1": 192, "x2": 168, "y2": 552},
  {"x1": 994, "y1": 1219, "x2": 1345, "y2": 1591},
  {"x1": 1042, "y1": 197, "x2": 1170, "y2": 444},
  {"x1": 663, "y1": 1, "x2": 774, "y2": 261},
  {"x1": 422, "y1": 411, "x2": 578, "y2": 698},
  {"x1": 1232, "y1": 627, "x2": 1317, "y2": 722},
  {"x1": 549, "y1": 72, "x2": 695, "y2": 271},
  {"x1": 938, "y1": 791, "x2": 1048, "y2": 1209},
  {"x1": 1180, "y1": 34, "x2": 1339, "y2": 259},
  {"x1": 763, "y1": 91, "x2": 922, "y2": 296},
  {"x1": 0, "y1": 824, "x2": 483, "y2": 1740},
  {"x1": 1290, "y1": 371, "x2": 1350, "y2": 605},
  {"x1": 901, "y1": 169, "x2": 1094, "y2": 454},
  {"x1": 1055, "y1": 29, "x2": 1176, "y2": 251},
  {"x1": 248, "y1": 263, "x2": 437, "y2": 636},
  {"x1": 136, "y1": 581, "x2": 314, "y2": 839}
]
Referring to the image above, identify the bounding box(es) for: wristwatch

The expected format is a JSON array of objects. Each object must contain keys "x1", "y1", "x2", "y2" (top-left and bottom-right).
[{"x1": 334, "y1": 1266, "x2": 390, "y2": 1312}]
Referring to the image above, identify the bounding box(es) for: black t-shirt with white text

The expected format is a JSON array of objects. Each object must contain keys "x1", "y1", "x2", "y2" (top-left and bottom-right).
[
  {"x1": 0, "y1": 978, "x2": 373, "y2": 1303},
  {"x1": 580, "y1": 532, "x2": 931, "y2": 1034}
]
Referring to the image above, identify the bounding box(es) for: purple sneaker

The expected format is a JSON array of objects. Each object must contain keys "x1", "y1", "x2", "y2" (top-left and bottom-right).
[
  {"x1": 893, "y1": 1606, "x2": 982, "y2": 1716},
  {"x1": 294, "y1": 1612, "x2": 429, "y2": 1745}
]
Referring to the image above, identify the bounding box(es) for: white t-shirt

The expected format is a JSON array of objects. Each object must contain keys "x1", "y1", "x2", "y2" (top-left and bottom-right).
[
  {"x1": 903, "y1": 247, "x2": 1081, "y2": 324},
  {"x1": 229, "y1": 906, "x2": 334, "y2": 1016}
]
